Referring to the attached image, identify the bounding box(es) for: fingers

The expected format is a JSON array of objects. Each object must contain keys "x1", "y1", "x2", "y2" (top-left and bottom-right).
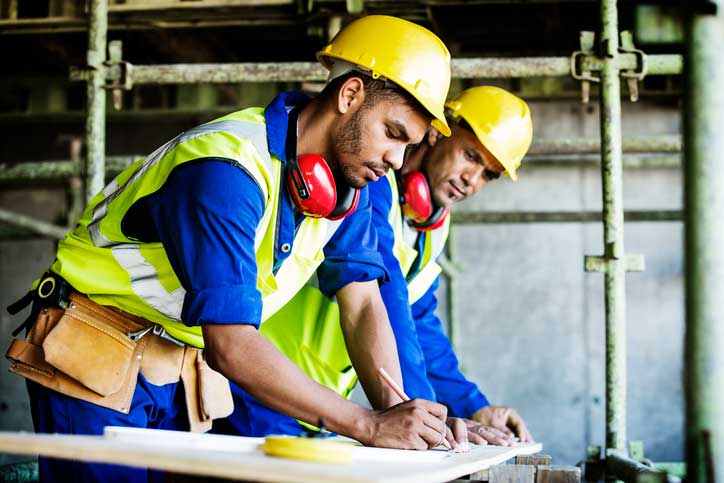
[
  {"x1": 508, "y1": 409, "x2": 534, "y2": 442},
  {"x1": 467, "y1": 430, "x2": 487, "y2": 446},
  {"x1": 475, "y1": 426, "x2": 514, "y2": 446},
  {"x1": 444, "y1": 425, "x2": 459, "y2": 451},
  {"x1": 411, "y1": 398, "x2": 448, "y2": 422},
  {"x1": 417, "y1": 417, "x2": 451, "y2": 448},
  {"x1": 447, "y1": 418, "x2": 468, "y2": 452}
]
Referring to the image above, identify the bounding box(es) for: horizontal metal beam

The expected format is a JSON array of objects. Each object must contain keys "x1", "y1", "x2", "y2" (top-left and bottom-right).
[
  {"x1": 526, "y1": 153, "x2": 680, "y2": 169},
  {"x1": 69, "y1": 54, "x2": 683, "y2": 85},
  {"x1": 529, "y1": 135, "x2": 681, "y2": 155},
  {"x1": 0, "y1": 135, "x2": 681, "y2": 185},
  {"x1": 0, "y1": 208, "x2": 67, "y2": 239},
  {"x1": 0, "y1": 157, "x2": 135, "y2": 184},
  {"x1": 0, "y1": 208, "x2": 683, "y2": 241},
  {"x1": 0, "y1": 154, "x2": 680, "y2": 185},
  {"x1": 452, "y1": 210, "x2": 682, "y2": 224}
]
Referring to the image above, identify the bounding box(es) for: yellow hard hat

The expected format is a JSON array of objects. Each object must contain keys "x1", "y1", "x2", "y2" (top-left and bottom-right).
[
  {"x1": 445, "y1": 86, "x2": 533, "y2": 181},
  {"x1": 317, "y1": 15, "x2": 452, "y2": 137}
]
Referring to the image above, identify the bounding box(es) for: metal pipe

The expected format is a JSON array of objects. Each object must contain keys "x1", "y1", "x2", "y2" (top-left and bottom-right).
[
  {"x1": 684, "y1": 1, "x2": 724, "y2": 481},
  {"x1": 599, "y1": 0, "x2": 627, "y2": 456},
  {"x1": 70, "y1": 54, "x2": 683, "y2": 85},
  {"x1": 85, "y1": 0, "x2": 108, "y2": 203},
  {"x1": 529, "y1": 135, "x2": 681, "y2": 155},
  {"x1": 452, "y1": 210, "x2": 681, "y2": 224},
  {"x1": 0, "y1": 144, "x2": 681, "y2": 186},
  {"x1": 0, "y1": 208, "x2": 67, "y2": 240},
  {"x1": 0, "y1": 156, "x2": 136, "y2": 184},
  {"x1": 525, "y1": 153, "x2": 680, "y2": 169}
]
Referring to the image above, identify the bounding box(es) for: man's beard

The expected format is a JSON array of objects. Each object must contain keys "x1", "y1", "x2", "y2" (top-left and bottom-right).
[{"x1": 333, "y1": 108, "x2": 367, "y2": 189}]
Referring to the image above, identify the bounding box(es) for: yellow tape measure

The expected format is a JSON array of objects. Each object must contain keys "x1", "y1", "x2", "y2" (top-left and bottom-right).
[{"x1": 262, "y1": 436, "x2": 353, "y2": 464}]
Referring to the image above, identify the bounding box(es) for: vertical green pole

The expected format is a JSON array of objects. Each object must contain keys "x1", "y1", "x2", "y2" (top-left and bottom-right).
[
  {"x1": 85, "y1": 0, "x2": 107, "y2": 203},
  {"x1": 599, "y1": 0, "x2": 627, "y2": 454},
  {"x1": 684, "y1": 2, "x2": 724, "y2": 480}
]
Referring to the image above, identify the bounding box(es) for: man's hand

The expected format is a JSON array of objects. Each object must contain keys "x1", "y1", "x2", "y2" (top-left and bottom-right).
[
  {"x1": 361, "y1": 399, "x2": 451, "y2": 450},
  {"x1": 463, "y1": 419, "x2": 515, "y2": 446},
  {"x1": 471, "y1": 405, "x2": 533, "y2": 443}
]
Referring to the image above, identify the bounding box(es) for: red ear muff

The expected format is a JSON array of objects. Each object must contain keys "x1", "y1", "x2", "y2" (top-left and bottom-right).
[
  {"x1": 287, "y1": 154, "x2": 337, "y2": 218},
  {"x1": 400, "y1": 171, "x2": 433, "y2": 223},
  {"x1": 286, "y1": 153, "x2": 360, "y2": 220}
]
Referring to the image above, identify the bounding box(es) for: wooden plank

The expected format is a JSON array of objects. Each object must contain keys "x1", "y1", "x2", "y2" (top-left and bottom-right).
[
  {"x1": 515, "y1": 454, "x2": 553, "y2": 465},
  {"x1": 0, "y1": 430, "x2": 542, "y2": 483},
  {"x1": 104, "y1": 427, "x2": 452, "y2": 463},
  {"x1": 489, "y1": 464, "x2": 536, "y2": 483},
  {"x1": 535, "y1": 466, "x2": 581, "y2": 483}
]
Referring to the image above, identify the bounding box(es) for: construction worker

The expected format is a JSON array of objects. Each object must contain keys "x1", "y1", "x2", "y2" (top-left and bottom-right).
[
  {"x1": 214, "y1": 86, "x2": 535, "y2": 446},
  {"x1": 5, "y1": 16, "x2": 463, "y2": 482}
]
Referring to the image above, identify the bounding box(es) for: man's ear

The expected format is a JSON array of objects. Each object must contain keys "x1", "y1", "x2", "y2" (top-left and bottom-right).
[
  {"x1": 427, "y1": 126, "x2": 442, "y2": 147},
  {"x1": 337, "y1": 76, "x2": 365, "y2": 114}
]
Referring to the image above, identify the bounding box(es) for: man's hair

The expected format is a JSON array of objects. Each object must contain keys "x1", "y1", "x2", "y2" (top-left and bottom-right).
[
  {"x1": 445, "y1": 113, "x2": 475, "y2": 135},
  {"x1": 319, "y1": 70, "x2": 429, "y2": 118}
]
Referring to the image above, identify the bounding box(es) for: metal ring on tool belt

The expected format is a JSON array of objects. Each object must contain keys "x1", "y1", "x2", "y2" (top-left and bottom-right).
[{"x1": 37, "y1": 277, "x2": 56, "y2": 299}]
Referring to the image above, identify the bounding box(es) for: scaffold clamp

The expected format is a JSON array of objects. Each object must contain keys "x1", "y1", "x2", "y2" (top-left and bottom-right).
[
  {"x1": 570, "y1": 31, "x2": 599, "y2": 104},
  {"x1": 619, "y1": 31, "x2": 648, "y2": 102}
]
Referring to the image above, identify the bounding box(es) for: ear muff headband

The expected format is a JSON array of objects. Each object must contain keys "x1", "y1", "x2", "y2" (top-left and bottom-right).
[
  {"x1": 409, "y1": 205, "x2": 449, "y2": 232},
  {"x1": 327, "y1": 171, "x2": 361, "y2": 220}
]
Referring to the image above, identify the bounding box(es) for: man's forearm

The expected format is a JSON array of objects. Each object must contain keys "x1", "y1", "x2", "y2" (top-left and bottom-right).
[
  {"x1": 337, "y1": 281, "x2": 404, "y2": 409},
  {"x1": 203, "y1": 324, "x2": 373, "y2": 442}
]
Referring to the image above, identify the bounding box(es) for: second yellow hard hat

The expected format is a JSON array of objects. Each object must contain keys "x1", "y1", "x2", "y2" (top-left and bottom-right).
[{"x1": 446, "y1": 86, "x2": 533, "y2": 181}]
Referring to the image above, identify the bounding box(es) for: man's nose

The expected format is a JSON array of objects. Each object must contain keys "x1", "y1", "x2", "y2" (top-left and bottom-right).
[
  {"x1": 384, "y1": 145, "x2": 406, "y2": 171},
  {"x1": 462, "y1": 167, "x2": 482, "y2": 188}
]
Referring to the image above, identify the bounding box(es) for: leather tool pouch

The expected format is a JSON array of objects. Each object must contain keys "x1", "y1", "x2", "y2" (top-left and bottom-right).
[
  {"x1": 179, "y1": 348, "x2": 233, "y2": 433},
  {"x1": 6, "y1": 292, "x2": 148, "y2": 414},
  {"x1": 6, "y1": 275, "x2": 233, "y2": 429}
]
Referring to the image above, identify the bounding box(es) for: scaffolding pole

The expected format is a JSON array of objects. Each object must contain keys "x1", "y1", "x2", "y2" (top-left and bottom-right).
[
  {"x1": 598, "y1": 0, "x2": 628, "y2": 460},
  {"x1": 70, "y1": 54, "x2": 683, "y2": 85},
  {"x1": 85, "y1": 0, "x2": 108, "y2": 203},
  {"x1": 684, "y1": 1, "x2": 724, "y2": 481}
]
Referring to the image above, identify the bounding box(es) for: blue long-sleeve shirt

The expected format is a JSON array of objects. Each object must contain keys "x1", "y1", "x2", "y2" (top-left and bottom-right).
[
  {"x1": 123, "y1": 92, "x2": 387, "y2": 328},
  {"x1": 369, "y1": 175, "x2": 489, "y2": 418}
]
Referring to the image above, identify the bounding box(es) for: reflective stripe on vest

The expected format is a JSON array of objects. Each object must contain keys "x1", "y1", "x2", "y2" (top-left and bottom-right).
[{"x1": 50, "y1": 108, "x2": 340, "y2": 348}]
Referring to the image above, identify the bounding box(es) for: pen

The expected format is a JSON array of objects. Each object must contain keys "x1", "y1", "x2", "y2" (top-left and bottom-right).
[{"x1": 377, "y1": 367, "x2": 453, "y2": 450}]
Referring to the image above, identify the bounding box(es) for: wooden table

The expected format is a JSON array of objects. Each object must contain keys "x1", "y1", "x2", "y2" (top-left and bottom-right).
[{"x1": 0, "y1": 428, "x2": 543, "y2": 483}]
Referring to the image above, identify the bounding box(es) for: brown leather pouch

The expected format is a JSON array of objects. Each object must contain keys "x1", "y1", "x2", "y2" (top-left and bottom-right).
[
  {"x1": 196, "y1": 352, "x2": 233, "y2": 422},
  {"x1": 42, "y1": 300, "x2": 137, "y2": 396},
  {"x1": 178, "y1": 348, "x2": 233, "y2": 432},
  {"x1": 6, "y1": 294, "x2": 148, "y2": 414}
]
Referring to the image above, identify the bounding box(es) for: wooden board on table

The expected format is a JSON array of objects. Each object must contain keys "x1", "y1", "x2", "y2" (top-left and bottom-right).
[{"x1": 0, "y1": 430, "x2": 542, "y2": 483}]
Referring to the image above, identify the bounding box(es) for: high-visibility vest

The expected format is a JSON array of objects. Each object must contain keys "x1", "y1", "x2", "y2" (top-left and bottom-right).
[
  {"x1": 260, "y1": 170, "x2": 450, "y2": 401},
  {"x1": 50, "y1": 108, "x2": 341, "y2": 348}
]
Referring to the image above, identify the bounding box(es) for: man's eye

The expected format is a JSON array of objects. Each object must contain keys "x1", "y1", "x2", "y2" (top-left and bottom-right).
[
  {"x1": 483, "y1": 168, "x2": 502, "y2": 181},
  {"x1": 386, "y1": 128, "x2": 397, "y2": 139}
]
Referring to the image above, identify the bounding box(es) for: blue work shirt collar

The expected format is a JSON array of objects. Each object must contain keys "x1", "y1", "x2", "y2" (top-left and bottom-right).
[
  {"x1": 265, "y1": 91, "x2": 311, "y2": 272},
  {"x1": 264, "y1": 91, "x2": 311, "y2": 165}
]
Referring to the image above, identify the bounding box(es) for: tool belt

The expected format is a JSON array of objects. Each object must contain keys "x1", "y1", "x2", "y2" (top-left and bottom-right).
[{"x1": 5, "y1": 273, "x2": 233, "y2": 433}]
